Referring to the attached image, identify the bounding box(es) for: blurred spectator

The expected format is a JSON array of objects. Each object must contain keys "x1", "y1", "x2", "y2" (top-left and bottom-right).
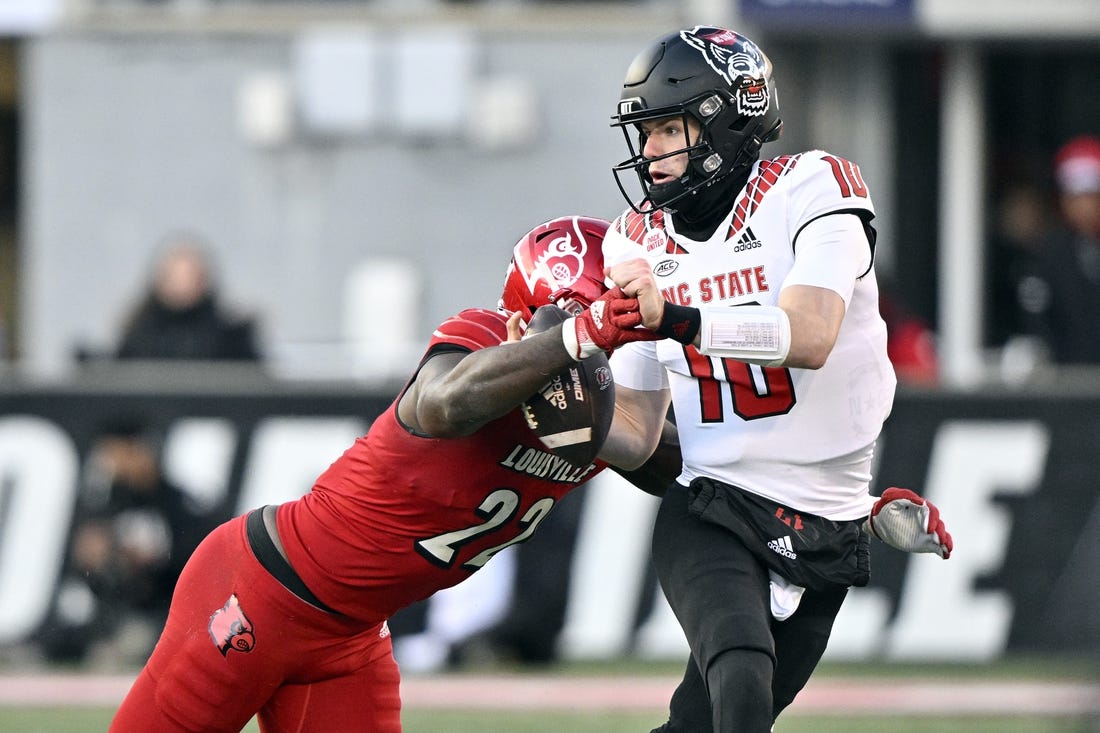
[
  {"x1": 114, "y1": 233, "x2": 262, "y2": 362},
  {"x1": 987, "y1": 182, "x2": 1049, "y2": 348},
  {"x1": 37, "y1": 420, "x2": 218, "y2": 667},
  {"x1": 1013, "y1": 135, "x2": 1100, "y2": 365},
  {"x1": 879, "y1": 281, "x2": 939, "y2": 387}
]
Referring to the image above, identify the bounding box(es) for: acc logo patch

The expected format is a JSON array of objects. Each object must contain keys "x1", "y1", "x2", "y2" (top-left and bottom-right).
[
  {"x1": 208, "y1": 594, "x2": 256, "y2": 656},
  {"x1": 654, "y1": 259, "x2": 679, "y2": 277}
]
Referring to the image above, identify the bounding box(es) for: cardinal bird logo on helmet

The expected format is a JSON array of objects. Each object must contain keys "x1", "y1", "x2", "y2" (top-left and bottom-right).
[
  {"x1": 499, "y1": 216, "x2": 610, "y2": 317},
  {"x1": 532, "y1": 232, "x2": 586, "y2": 294},
  {"x1": 680, "y1": 26, "x2": 770, "y2": 118},
  {"x1": 208, "y1": 594, "x2": 256, "y2": 656}
]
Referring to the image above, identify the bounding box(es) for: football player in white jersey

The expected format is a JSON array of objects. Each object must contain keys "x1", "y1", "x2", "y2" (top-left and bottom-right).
[{"x1": 595, "y1": 26, "x2": 952, "y2": 733}]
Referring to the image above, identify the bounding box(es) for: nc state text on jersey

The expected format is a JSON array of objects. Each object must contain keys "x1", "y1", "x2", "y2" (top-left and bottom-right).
[{"x1": 661, "y1": 265, "x2": 771, "y2": 305}]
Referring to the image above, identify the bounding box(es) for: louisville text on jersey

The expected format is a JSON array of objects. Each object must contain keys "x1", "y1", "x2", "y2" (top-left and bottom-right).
[{"x1": 499, "y1": 444, "x2": 600, "y2": 484}]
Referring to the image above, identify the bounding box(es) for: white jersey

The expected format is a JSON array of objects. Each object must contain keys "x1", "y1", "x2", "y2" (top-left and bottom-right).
[{"x1": 604, "y1": 151, "x2": 896, "y2": 520}]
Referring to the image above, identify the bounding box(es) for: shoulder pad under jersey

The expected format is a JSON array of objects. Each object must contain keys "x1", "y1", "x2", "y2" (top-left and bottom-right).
[
  {"x1": 725, "y1": 154, "x2": 803, "y2": 236},
  {"x1": 429, "y1": 308, "x2": 509, "y2": 352},
  {"x1": 784, "y1": 150, "x2": 876, "y2": 223}
]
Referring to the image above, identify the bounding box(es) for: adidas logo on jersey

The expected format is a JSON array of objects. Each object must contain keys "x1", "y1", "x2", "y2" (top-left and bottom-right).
[
  {"x1": 733, "y1": 226, "x2": 763, "y2": 253},
  {"x1": 767, "y1": 535, "x2": 797, "y2": 559}
]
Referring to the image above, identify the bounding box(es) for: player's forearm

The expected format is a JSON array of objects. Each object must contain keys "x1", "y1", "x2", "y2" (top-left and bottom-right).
[
  {"x1": 610, "y1": 420, "x2": 681, "y2": 497},
  {"x1": 599, "y1": 427, "x2": 653, "y2": 471},
  {"x1": 426, "y1": 326, "x2": 575, "y2": 435},
  {"x1": 776, "y1": 285, "x2": 844, "y2": 368},
  {"x1": 781, "y1": 307, "x2": 837, "y2": 368},
  {"x1": 598, "y1": 386, "x2": 669, "y2": 470}
]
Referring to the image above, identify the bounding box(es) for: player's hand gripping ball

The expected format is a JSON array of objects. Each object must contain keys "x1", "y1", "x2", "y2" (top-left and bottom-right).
[{"x1": 521, "y1": 305, "x2": 615, "y2": 467}]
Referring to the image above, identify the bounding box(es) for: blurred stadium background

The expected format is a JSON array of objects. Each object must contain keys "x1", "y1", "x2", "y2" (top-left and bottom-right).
[{"x1": 0, "y1": 0, "x2": 1098, "y2": 730}]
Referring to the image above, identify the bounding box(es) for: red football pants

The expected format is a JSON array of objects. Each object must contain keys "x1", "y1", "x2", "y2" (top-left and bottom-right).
[{"x1": 110, "y1": 514, "x2": 401, "y2": 733}]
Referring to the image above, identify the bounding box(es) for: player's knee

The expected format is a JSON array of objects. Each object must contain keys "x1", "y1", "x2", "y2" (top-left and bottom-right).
[{"x1": 705, "y1": 647, "x2": 774, "y2": 733}]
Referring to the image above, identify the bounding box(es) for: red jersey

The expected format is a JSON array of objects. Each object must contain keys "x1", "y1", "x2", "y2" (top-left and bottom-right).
[{"x1": 277, "y1": 308, "x2": 602, "y2": 623}]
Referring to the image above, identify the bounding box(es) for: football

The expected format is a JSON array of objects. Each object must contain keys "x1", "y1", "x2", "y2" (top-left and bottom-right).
[{"x1": 520, "y1": 305, "x2": 615, "y2": 467}]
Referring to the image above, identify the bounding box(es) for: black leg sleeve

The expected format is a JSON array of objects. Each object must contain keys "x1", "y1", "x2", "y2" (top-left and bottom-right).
[
  {"x1": 706, "y1": 647, "x2": 774, "y2": 733},
  {"x1": 770, "y1": 582, "x2": 848, "y2": 719},
  {"x1": 649, "y1": 655, "x2": 712, "y2": 733}
]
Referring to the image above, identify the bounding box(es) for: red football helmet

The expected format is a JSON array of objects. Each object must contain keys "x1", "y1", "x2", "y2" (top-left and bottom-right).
[{"x1": 498, "y1": 216, "x2": 610, "y2": 320}]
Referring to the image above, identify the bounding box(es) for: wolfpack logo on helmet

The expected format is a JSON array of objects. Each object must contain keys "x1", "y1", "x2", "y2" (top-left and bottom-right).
[
  {"x1": 680, "y1": 26, "x2": 770, "y2": 117},
  {"x1": 208, "y1": 594, "x2": 256, "y2": 656}
]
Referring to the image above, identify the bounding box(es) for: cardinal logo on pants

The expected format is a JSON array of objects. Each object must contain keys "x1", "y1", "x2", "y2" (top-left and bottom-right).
[{"x1": 208, "y1": 594, "x2": 256, "y2": 656}]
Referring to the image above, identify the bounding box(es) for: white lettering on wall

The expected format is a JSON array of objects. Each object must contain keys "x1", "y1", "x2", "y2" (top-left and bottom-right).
[
  {"x1": 235, "y1": 417, "x2": 368, "y2": 513},
  {"x1": 163, "y1": 418, "x2": 238, "y2": 512},
  {"x1": 0, "y1": 413, "x2": 1060, "y2": 661},
  {"x1": 0, "y1": 416, "x2": 79, "y2": 644},
  {"x1": 559, "y1": 420, "x2": 1052, "y2": 663},
  {"x1": 886, "y1": 420, "x2": 1049, "y2": 660}
]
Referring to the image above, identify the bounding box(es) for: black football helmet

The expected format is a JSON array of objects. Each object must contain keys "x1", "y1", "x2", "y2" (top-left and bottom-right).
[{"x1": 611, "y1": 26, "x2": 783, "y2": 213}]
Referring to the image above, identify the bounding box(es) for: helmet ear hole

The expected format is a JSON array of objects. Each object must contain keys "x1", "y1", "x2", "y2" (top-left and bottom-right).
[{"x1": 729, "y1": 116, "x2": 754, "y2": 134}]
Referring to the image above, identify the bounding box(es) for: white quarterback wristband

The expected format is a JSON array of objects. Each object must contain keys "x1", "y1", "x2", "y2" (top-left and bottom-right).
[{"x1": 698, "y1": 305, "x2": 791, "y2": 367}]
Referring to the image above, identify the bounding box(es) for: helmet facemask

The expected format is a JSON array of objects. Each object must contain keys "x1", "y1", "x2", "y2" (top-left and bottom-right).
[
  {"x1": 610, "y1": 26, "x2": 783, "y2": 215},
  {"x1": 613, "y1": 94, "x2": 749, "y2": 213}
]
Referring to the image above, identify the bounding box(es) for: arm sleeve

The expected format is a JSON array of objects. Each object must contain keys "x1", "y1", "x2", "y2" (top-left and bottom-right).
[
  {"x1": 783, "y1": 214, "x2": 872, "y2": 308},
  {"x1": 602, "y1": 221, "x2": 644, "y2": 271}
]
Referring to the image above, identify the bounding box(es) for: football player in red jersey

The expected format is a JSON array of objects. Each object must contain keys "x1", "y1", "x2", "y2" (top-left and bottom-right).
[
  {"x1": 596, "y1": 27, "x2": 953, "y2": 733},
  {"x1": 109, "y1": 216, "x2": 667, "y2": 733}
]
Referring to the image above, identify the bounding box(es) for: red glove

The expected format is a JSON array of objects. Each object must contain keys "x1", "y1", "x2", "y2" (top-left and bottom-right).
[
  {"x1": 562, "y1": 286, "x2": 659, "y2": 360},
  {"x1": 864, "y1": 487, "x2": 953, "y2": 559}
]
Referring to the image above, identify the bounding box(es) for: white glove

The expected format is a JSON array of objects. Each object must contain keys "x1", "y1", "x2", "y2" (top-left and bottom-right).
[{"x1": 864, "y1": 487, "x2": 953, "y2": 559}]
